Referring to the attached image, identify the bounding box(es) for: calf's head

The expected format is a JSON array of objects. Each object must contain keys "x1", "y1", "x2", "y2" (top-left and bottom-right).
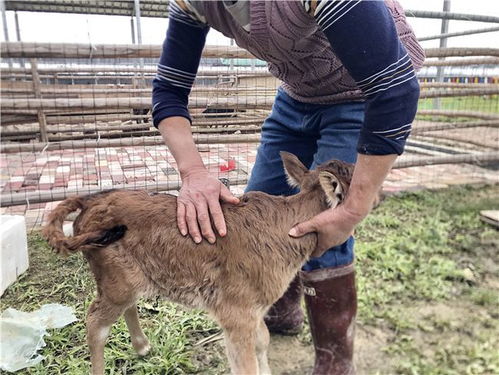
[{"x1": 280, "y1": 151, "x2": 354, "y2": 209}]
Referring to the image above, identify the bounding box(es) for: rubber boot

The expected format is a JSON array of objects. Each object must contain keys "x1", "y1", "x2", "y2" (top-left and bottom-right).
[
  {"x1": 302, "y1": 263, "x2": 357, "y2": 375},
  {"x1": 264, "y1": 274, "x2": 304, "y2": 335}
]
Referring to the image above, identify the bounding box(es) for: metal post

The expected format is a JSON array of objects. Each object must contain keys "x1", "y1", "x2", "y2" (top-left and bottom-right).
[
  {"x1": 130, "y1": 17, "x2": 136, "y2": 119},
  {"x1": 1, "y1": 0, "x2": 9, "y2": 41},
  {"x1": 133, "y1": 0, "x2": 142, "y2": 45},
  {"x1": 418, "y1": 26, "x2": 499, "y2": 42},
  {"x1": 1, "y1": 0, "x2": 12, "y2": 68},
  {"x1": 130, "y1": 16, "x2": 136, "y2": 44},
  {"x1": 229, "y1": 38, "x2": 235, "y2": 70},
  {"x1": 14, "y1": 11, "x2": 20, "y2": 40},
  {"x1": 406, "y1": 10, "x2": 499, "y2": 23},
  {"x1": 14, "y1": 11, "x2": 24, "y2": 67},
  {"x1": 133, "y1": 0, "x2": 144, "y2": 88},
  {"x1": 433, "y1": 0, "x2": 451, "y2": 109}
]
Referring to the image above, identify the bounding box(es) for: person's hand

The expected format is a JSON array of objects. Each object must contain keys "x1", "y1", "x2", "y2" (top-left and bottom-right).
[
  {"x1": 177, "y1": 168, "x2": 239, "y2": 244},
  {"x1": 288, "y1": 204, "x2": 365, "y2": 257}
]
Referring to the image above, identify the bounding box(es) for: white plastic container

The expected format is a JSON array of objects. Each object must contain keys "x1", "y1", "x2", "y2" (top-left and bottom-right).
[{"x1": 0, "y1": 215, "x2": 29, "y2": 296}]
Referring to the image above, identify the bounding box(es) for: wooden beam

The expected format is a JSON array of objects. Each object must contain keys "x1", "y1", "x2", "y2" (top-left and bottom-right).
[
  {"x1": 34, "y1": 111, "x2": 261, "y2": 125},
  {"x1": 394, "y1": 151, "x2": 499, "y2": 169},
  {"x1": 412, "y1": 120, "x2": 499, "y2": 134},
  {"x1": 1, "y1": 125, "x2": 261, "y2": 142},
  {"x1": 0, "y1": 42, "x2": 255, "y2": 59},
  {"x1": 416, "y1": 110, "x2": 499, "y2": 120},
  {"x1": 1, "y1": 66, "x2": 273, "y2": 76},
  {"x1": 3, "y1": 83, "x2": 497, "y2": 98},
  {"x1": 424, "y1": 47, "x2": 499, "y2": 58},
  {"x1": 2, "y1": 42, "x2": 497, "y2": 59},
  {"x1": 6, "y1": 120, "x2": 497, "y2": 143},
  {"x1": 419, "y1": 87, "x2": 499, "y2": 98},
  {"x1": 423, "y1": 57, "x2": 499, "y2": 66},
  {"x1": 419, "y1": 82, "x2": 499, "y2": 89},
  {"x1": 29, "y1": 59, "x2": 48, "y2": 142},
  {"x1": 0, "y1": 96, "x2": 275, "y2": 111},
  {"x1": 0, "y1": 86, "x2": 278, "y2": 96},
  {"x1": 2, "y1": 82, "x2": 497, "y2": 98},
  {"x1": 2, "y1": 58, "x2": 497, "y2": 76},
  {"x1": 2, "y1": 88, "x2": 497, "y2": 113},
  {"x1": 0, "y1": 134, "x2": 262, "y2": 154}
]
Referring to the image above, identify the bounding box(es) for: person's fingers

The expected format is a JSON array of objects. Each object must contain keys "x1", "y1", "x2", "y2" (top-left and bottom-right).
[
  {"x1": 185, "y1": 202, "x2": 202, "y2": 244},
  {"x1": 207, "y1": 198, "x2": 227, "y2": 237},
  {"x1": 176, "y1": 201, "x2": 187, "y2": 236},
  {"x1": 289, "y1": 219, "x2": 317, "y2": 238},
  {"x1": 220, "y1": 185, "x2": 240, "y2": 204},
  {"x1": 194, "y1": 200, "x2": 216, "y2": 244}
]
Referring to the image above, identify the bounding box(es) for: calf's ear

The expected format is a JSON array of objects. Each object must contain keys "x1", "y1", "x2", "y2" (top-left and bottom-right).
[
  {"x1": 318, "y1": 171, "x2": 344, "y2": 208},
  {"x1": 280, "y1": 151, "x2": 308, "y2": 189}
]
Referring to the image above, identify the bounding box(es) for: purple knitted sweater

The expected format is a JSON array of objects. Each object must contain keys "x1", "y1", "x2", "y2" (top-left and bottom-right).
[
  {"x1": 152, "y1": 0, "x2": 425, "y2": 155},
  {"x1": 201, "y1": 0, "x2": 424, "y2": 104}
]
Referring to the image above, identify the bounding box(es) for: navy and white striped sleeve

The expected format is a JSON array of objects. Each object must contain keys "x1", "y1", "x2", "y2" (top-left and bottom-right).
[
  {"x1": 151, "y1": 1, "x2": 209, "y2": 127},
  {"x1": 304, "y1": 0, "x2": 420, "y2": 155}
]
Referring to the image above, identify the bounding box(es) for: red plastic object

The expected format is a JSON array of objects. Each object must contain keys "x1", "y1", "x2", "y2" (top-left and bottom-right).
[{"x1": 220, "y1": 159, "x2": 236, "y2": 172}]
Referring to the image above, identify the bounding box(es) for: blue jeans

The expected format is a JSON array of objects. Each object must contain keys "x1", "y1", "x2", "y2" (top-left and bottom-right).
[{"x1": 245, "y1": 88, "x2": 365, "y2": 271}]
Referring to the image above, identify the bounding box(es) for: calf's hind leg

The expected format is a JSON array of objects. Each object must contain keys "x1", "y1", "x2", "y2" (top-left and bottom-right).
[
  {"x1": 124, "y1": 304, "x2": 151, "y2": 356},
  {"x1": 86, "y1": 296, "x2": 128, "y2": 375}
]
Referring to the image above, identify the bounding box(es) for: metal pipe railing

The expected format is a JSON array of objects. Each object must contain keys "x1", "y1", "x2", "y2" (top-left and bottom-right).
[
  {"x1": 419, "y1": 26, "x2": 499, "y2": 42},
  {"x1": 405, "y1": 10, "x2": 499, "y2": 23}
]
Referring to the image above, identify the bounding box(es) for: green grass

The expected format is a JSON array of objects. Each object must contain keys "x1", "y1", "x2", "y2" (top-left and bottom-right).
[
  {"x1": 1, "y1": 185, "x2": 498, "y2": 374},
  {"x1": 355, "y1": 185, "x2": 499, "y2": 374},
  {"x1": 0, "y1": 236, "x2": 225, "y2": 374},
  {"x1": 417, "y1": 95, "x2": 499, "y2": 114},
  {"x1": 416, "y1": 96, "x2": 498, "y2": 124}
]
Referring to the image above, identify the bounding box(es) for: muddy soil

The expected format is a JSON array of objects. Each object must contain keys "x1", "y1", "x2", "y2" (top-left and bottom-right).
[{"x1": 268, "y1": 325, "x2": 393, "y2": 375}]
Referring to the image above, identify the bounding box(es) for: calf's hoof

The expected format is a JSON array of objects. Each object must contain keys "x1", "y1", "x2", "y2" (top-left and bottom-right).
[{"x1": 132, "y1": 338, "x2": 151, "y2": 356}]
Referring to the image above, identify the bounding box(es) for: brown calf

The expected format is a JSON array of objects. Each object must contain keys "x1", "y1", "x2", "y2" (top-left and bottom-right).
[{"x1": 42, "y1": 152, "x2": 354, "y2": 375}]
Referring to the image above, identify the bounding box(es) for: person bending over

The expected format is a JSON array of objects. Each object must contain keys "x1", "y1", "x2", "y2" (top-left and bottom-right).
[{"x1": 152, "y1": 1, "x2": 424, "y2": 373}]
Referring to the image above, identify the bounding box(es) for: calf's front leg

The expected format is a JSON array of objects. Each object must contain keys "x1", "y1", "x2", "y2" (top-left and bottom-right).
[
  {"x1": 256, "y1": 318, "x2": 272, "y2": 375},
  {"x1": 219, "y1": 312, "x2": 259, "y2": 374}
]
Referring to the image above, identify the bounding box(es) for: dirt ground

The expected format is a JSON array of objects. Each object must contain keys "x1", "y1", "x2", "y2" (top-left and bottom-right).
[
  {"x1": 268, "y1": 299, "x2": 498, "y2": 375},
  {"x1": 268, "y1": 325, "x2": 393, "y2": 375}
]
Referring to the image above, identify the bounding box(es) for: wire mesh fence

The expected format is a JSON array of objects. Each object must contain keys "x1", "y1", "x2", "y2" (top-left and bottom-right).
[{"x1": 0, "y1": 11, "x2": 498, "y2": 230}]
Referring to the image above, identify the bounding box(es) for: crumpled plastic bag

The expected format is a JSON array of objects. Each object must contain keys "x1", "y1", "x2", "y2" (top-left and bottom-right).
[{"x1": 0, "y1": 303, "x2": 77, "y2": 372}]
